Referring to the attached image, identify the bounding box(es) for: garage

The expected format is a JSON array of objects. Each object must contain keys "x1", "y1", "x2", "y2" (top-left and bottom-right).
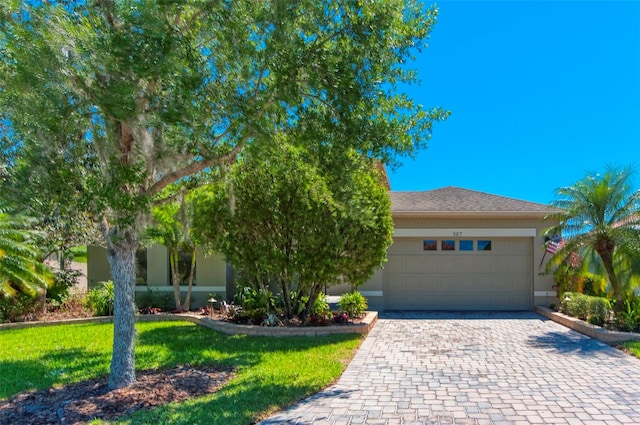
[
  {"x1": 383, "y1": 236, "x2": 533, "y2": 310},
  {"x1": 357, "y1": 186, "x2": 558, "y2": 311}
]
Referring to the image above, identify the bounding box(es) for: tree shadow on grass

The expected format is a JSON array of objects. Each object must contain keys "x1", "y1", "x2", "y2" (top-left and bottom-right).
[
  {"x1": 0, "y1": 347, "x2": 109, "y2": 399},
  {"x1": 123, "y1": 322, "x2": 362, "y2": 425},
  {"x1": 117, "y1": 377, "x2": 356, "y2": 425},
  {"x1": 136, "y1": 320, "x2": 362, "y2": 369}
]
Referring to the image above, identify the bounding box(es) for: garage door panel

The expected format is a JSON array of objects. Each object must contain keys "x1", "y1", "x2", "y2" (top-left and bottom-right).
[
  {"x1": 402, "y1": 275, "x2": 422, "y2": 291},
  {"x1": 436, "y1": 257, "x2": 456, "y2": 270},
  {"x1": 384, "y1": 237, "x2": 532, "y2": 311},
  {"x1": 456, "y1": 257, "x2": 476, "y2": 273}
]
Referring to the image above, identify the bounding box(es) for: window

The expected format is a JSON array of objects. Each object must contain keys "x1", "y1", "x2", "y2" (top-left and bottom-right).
[
  {"x1": 135, "y1": 248, "x2": 147, "y2": 285},
  {"x1": 441, "y1": 240, "x2": 455, "y2": 251},
  {"x1": 478, "y1": 240, "x2": 492, "y2": 251},
  {"x1": 423, "y1": 240, "x2": 437, "y2": 251},
  {"x1": 460, "y1": 240, "x2": 473, "y2": 251}
]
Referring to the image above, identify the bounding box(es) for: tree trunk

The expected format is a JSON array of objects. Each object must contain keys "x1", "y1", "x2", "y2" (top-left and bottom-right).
[
  {"x1": 105, "y1": 223, "x2": 138, "y2": 390},
  {"x1": 302, "y1": 283, "x2": 323, "y2": 321},
  {"x1": 183, "y1": 249, "x2": 196, "y2": 311},
  {"x1": 170, "y1": 250, "x2": 182, "y2": 311},
  {"x1": 280, "y1": 278, "x2": 293, "y2": 319},
  {"x1": 597, "y1": 245, "x2": 623, "y2": 310}
]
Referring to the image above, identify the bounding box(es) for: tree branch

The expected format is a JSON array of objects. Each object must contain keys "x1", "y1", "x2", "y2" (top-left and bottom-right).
[{"x1": 144, "y1": 143, "x2": 244, "y2": 198}]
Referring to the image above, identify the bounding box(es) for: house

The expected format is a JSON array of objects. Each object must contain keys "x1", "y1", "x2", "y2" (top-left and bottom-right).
[
  {"x1": 349, "y1": 187, "x2": 558, "y2": 311},
  {"x1": 88, "y1": 186, "x2": 558, "y2": 311}
]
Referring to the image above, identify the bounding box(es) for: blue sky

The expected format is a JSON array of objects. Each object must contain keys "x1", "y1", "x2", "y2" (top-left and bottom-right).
[{"x1": 389, "y1": 0, "x2": 640, "y2": 205}]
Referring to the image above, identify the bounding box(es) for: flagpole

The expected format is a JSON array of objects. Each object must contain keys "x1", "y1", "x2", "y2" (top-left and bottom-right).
[{"x1": 539, "y1": 250, "x2": 547, "y2": 268}]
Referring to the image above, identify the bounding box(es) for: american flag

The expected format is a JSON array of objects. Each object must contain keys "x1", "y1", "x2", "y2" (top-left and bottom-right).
[{"x1": 546, "y1": 235, "x2": 564, "y2": 254}]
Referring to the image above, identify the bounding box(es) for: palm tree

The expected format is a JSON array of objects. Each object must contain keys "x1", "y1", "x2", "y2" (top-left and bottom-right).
[
  {"x1": 0, "y1": 205, "x2": 52, "y2": 297},
  {"x1": 146, "y1": 198, "x2": 197, "y2": 311},
  {"x1": 546, "y1": 166, "x2": 640, "y2": 308}
]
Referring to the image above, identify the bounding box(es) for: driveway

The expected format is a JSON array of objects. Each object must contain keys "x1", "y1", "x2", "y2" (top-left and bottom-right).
[{"x1": 260, "y1": 312, "x2": 640, "y2": 425}]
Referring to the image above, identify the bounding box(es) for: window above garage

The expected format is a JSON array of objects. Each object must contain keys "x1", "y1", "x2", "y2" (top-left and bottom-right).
[{"x1": 422, "y1": 239, "x2": 493, "y2": 251}]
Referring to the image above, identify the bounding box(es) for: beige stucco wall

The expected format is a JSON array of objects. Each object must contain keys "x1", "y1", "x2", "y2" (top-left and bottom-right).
[
  {"x1": 195, "y1": 250, "x2": 227, "y2": 296},
  {"x1": 87, "y1": 245, "x2": 229, "y2": 308},
  {"x1": 147, "y1": 245, "x2": 169, "y2": 287},
  {"x1": 361, "y1": 268, "x2": 384, "y2": 311},
  {"x1": 87, "y1": 246, "x2": 111, "y2": 289}
]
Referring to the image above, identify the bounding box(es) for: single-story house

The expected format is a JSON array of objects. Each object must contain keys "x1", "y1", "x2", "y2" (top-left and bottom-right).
[{"x1": 88, "y1": 186, "x2": 559, "y2": 311}]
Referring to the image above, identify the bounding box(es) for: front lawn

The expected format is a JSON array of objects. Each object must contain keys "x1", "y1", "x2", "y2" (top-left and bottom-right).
[
  {"x1": 0, "y1": 320, "x2": 362, "y2": 424},
  {"x1": 69, "y1": 245, "x2": 87, "y2": 263}
]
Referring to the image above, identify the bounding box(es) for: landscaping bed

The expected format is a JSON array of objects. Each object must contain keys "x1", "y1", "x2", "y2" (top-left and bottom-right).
[{"x1": 535, "y1": 306, "x2": 640, "y2": 344}]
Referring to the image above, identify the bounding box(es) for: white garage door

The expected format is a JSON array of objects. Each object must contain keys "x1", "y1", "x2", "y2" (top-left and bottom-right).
[{"x1": 384, "y1": 237, "x2": 532, "y2": 310}]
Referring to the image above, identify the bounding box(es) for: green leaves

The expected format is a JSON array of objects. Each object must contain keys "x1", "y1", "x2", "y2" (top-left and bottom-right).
[
  {"x1": 192, "y1": 141, "x2": 393, "y2": 319},
  {"x1": 546, "y1": 165, "x2": 640, "y2": 302},
  {"x1": 0, "y1": 206, "x2": 52, "y2": 298}
]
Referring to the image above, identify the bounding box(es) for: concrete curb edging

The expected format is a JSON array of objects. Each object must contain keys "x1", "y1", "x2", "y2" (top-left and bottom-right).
[
  {"x1": 181, "y1": 311, "x2": 378, "y2": 337},
  {"x1": 0, "y1": 316, "x2": 114, "y2": 330},
  {"x1": 535, "y1": 306, "x2": 640, "y2": 344},
  {"x1": 0, "y1": 311, "x2": 378, "y2": 337}
]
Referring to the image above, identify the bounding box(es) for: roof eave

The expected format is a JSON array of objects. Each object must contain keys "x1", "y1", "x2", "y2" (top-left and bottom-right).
[{"x1": 392, "y1": 210, "x2": 555, "y2": 219}]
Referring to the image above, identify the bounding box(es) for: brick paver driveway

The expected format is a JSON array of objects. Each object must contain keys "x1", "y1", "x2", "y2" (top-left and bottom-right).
[{"x1": 261, "y1": 312, "x2": 640, "y2": 425}]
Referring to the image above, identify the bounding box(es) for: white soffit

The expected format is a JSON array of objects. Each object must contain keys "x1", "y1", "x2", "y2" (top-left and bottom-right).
[{"x1": 393, "y1": 228, "x2": 537, "y2": 238}]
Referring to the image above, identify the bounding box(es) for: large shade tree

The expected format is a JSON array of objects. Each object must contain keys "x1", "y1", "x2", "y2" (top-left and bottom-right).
[
  {"x1": 0, "y1": 0, "x2": 447, "y2": 389},
  {"x1": 546, "y1": 166, "x2": 640, "y2": 307}
]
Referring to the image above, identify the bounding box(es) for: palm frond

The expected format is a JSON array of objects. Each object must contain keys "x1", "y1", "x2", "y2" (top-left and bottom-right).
[{"x1": 545, "y1": 166, "x2": 640, "y2": 302}]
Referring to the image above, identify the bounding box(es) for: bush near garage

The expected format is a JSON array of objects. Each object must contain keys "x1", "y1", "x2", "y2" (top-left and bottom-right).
[
  {"x1": 561, "y1": 292, "x2": 610, "y2": 326},
  {"x1": 338, "y1": 291, "x2": 368, "y2": 319}
]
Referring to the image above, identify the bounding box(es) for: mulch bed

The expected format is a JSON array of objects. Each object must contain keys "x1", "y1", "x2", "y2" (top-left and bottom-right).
[{"x1": 0, "y1": 365, "x2": 233, "y2": 425}]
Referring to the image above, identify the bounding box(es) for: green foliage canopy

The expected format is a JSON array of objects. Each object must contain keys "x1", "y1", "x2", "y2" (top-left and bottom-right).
[{"x1": 192, "y1": 143, "x2": 393, "y2": 319}]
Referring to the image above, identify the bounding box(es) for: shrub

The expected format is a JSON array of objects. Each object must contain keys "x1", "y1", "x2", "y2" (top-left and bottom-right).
[
  {"x1": 615, "y1": 297, "x2": 640, "y2": 332},
  {"x1": 136, "y1": 288, "x2": 174, "y2": 311},
  {"x1": 333, "y1": 312, "x2": 349, "y2": 324},
  {"x1": 562, "y1": 292, "x2": 589, "y2": 320},
  {"x1": 615, "y1": 313, "x2": 637, "y2": 333},
  {"x1": 52, "y1": 292, "x2": 93, "y2": 318},
  {"x1": 587, "y1": 297, "x2": 610, "y2": 326},
  {"x1": 311, "y1": 292, "x2": 330, "y2": 316},
  {"x1": 234, "y1": 286, "x2": 276, "y2": 312},
  {"x1": 0, "y1": 292, "x2": 41, "y2": 322},
  {"x1": 338, "y1": 291, "x2": 367, "y2": 319},
  {"x1": 233, "y1": 307, "x2": 267, "y2": 325},
  {"x1": 48, "y1": 268, "x2": 83, "y2": 304},
  {"x1": 562, "y1": 292, "x2": 611, "y2": 326},
  {"x1": 307, "y1": 314, "x2": 330, "y2": 326},
  {"x1": 86, "y1": 280, "x2": 115, "y2": 316}
]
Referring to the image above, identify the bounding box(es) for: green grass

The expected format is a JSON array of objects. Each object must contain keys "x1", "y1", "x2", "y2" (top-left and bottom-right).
[
  {"x1": 621, "y1": 340, "x2": 640, "y2": 358},
  {"x1": 69, "y1": 245, "x2": 87, "y2": 263},
  {"x1": 0, "y1": 321, "x2": 362, "y2": 424}
]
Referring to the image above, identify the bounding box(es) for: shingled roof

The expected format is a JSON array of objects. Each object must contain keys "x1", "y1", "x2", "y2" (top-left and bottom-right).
[{"x1": 391, "y1": 186, "x2": 553, "y2": 217}]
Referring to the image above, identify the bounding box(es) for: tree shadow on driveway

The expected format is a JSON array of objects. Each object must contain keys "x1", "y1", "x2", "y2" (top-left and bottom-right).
[{"x1": 526, "y1": 330, "x2": 624, "y2": 357}]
